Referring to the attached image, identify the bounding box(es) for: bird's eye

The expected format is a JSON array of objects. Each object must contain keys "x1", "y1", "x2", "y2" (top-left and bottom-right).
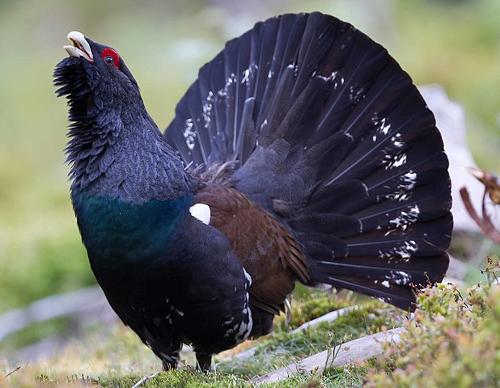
[{"x1": 101, "y1": 47, "x2": 120, "y2": 69}]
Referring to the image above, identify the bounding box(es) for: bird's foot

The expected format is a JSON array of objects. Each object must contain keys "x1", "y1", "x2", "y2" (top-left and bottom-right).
[{"x1": 195, "y1": 352, "x2": 212, "y2": 372}]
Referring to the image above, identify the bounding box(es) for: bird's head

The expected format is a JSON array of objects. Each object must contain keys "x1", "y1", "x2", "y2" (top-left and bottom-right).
[
  {"x1": 54, "y1": 31, "x2": 140, "y2": 108},
  {"x1": 54, "y1": 31, "x2": 156, "y2": 191}
]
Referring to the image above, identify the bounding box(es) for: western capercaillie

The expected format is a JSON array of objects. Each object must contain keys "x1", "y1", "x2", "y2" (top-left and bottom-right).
[{"x1": 54, "y1": 12, "x2": 452, "y2": 371}]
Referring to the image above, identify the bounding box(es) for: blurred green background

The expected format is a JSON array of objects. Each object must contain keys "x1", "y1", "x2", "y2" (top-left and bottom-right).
[{"x1": 0, "y1": 0, "x2": 498, "y2": 315}]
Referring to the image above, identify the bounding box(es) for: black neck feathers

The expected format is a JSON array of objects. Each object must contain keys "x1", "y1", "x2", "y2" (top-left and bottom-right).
[{"x1": 54, "y1": 57, "x2": 193, "y2": 202}]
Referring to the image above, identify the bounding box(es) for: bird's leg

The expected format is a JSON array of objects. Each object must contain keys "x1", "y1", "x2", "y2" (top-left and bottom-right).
[
  {"x1": 195, "y1": 352, "x2": 212, "y2": 372},
  {"x1": 162, "y1": 351, "x2": 180, "y2": 371}
]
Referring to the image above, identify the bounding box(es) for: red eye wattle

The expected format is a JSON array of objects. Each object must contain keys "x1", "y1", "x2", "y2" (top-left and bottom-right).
[{"x1": 101, "y1": 47, "x2": 120, "y2": 69}]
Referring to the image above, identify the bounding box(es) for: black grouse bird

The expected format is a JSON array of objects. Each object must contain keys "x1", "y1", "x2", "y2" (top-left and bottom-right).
[{"x1": 54, "y1": 13, "x2": 452, "y2": 371}]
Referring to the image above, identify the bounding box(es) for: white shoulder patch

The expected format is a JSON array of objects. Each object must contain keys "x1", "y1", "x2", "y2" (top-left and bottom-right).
[{"x1": 189, "y1": 203, "x2": 211, "y2": 225}]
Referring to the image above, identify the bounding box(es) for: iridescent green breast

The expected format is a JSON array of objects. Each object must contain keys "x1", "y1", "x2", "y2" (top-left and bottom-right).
[{"x1": 72, "y1": 191, "x2": 193, "y2": 268}]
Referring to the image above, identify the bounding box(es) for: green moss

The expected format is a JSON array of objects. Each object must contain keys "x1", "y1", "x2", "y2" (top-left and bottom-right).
[
  {"x1": 99, "y1": 370, "x2": 249, "y2": 388},
  {"x1": 218, "y1": 302, "x2": 398, "y2": 378},
  {"x1": 366, "y1": 284, "x2": 500, "y2": 387},
  {"x1": 259, "y1": 365, "x2": 368, "y2": 388},
  {"x1": 274, "y1": 287, "x2": 352, "y2": 332},
  {"x1": 95, "y1": 362, "x2": 368, "y2": 388},
  {"x1": 11, "y1": 284, "x2": 498, "y2": 387}
]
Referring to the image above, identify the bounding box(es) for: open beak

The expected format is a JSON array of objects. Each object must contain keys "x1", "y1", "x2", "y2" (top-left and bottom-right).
[{"x1": 64, "y1": 31, "x2": 94, "y2": 62}]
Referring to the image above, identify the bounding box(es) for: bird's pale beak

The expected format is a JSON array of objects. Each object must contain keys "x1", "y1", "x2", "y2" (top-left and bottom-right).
[{"x1": 64, "y1": 31, "x2": 94, "y2": 62}]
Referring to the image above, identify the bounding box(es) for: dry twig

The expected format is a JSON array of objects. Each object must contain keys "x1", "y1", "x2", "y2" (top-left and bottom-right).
[{"x1": 4, "y1": 366, "x2": 21, "y2": 378}]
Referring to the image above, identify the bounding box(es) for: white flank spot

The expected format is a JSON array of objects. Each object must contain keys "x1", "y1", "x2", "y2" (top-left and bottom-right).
[
  {"x1": 243, "y1": 268, "x2": 252, "y2": 286},
  {"x1": 189, "y1": 203, "x2": 211, "y2": 225}
]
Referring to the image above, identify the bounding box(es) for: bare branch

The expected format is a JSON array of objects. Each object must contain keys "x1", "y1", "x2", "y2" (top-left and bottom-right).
[
  {"x1": 460, "y1": 186, "x2": 500, "y2": 243},
  {"x1": 4, "y1": 366, "x2": 21, "y2": 378}
]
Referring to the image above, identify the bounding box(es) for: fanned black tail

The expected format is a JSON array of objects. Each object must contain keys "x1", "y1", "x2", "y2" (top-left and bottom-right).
[{"x1": 165, "y1": 12, "x2": 452, "y2": 310}]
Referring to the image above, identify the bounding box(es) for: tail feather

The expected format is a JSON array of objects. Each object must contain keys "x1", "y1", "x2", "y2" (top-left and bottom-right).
[
  {"x1": 165, "y1": 12, "x2": 452, "y2": 310},
  {"x1": 313, "y1": 274, "x2": 417, "y2": 309},
  {"x1": 314, "y1": 254, "x2": 450, "y2": 281}
]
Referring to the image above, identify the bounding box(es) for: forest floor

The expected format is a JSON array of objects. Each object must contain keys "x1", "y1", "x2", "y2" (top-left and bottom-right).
[{"x1": 1, "y1": 279, "x2": 498, "y2": 387}]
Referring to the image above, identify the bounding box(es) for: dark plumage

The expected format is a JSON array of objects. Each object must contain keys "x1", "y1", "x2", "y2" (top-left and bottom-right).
[{"x1": 54, "y1": 13, "x2": 452, "y2": 371}]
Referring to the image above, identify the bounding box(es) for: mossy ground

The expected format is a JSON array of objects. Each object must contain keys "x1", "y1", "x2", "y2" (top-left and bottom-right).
[
  {"x1": 0, "y1": 289, "x2": 397, "y2": 387},
  {"x1": 366, "y1": 282, "x2": 500, "y2": 388},
  {"x1": 2, "y1": 279, "x2": 498, "y2": 387}
]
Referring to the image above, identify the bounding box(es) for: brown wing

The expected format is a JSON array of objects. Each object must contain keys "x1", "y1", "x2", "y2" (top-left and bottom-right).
[{"x1": 196, "y1": 185, "x2": 309, "y2": 314}]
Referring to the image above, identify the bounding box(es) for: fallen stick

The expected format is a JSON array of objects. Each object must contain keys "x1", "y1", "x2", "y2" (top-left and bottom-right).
[
  {"x1": 291, "y1": 306, "x2": 358, "y2": 334},
  {"x1": 253, "y1": 327, "x2": 405, "y2": 384},
  {"x1": 131, "y1": 372, "x2": 159, "y2": 388},
  {"x1": 4, "y1": 366, "x2": 21, "y2": 378}
]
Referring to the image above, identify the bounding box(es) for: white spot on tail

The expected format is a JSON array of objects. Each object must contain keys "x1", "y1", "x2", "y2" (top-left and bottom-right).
[
  {"x1": 385, "y1": 171, "x2": 418, "y2": 202},
  {"x1": 391, "y1": 133, "x2": 404, "y2": 148},
  {"x1": 378, "y1": 240, "x2": 418, "y2": 262},
  {"x1": 183, "y1": 118, "x2": 196, "y2": 150},
  {"x1": 189, "y1": 203, "x2": 211, "y2": 225},
  {"x1": 315, "y1": 71, "x2": 338, "y2": 82},
  {"x1": 386, "y1": 204, "x2": 420, "y2": 234},
  {"x1": 241, "y1": 64, "x2": 258, "y2": 85},
  {"x1": 241, "y1": 69, "x2": 250, "y2": 85},
  {"x1": 217, "y1": 73, "x2": 236, "y2": 97},
  {"x1": 348, "y1": 85, "x2": 365, "y2": 104},
  {"x1": 371, "y1": 116, "x2": 392, "y2": 142},
  {"x1": 386, "y1": 270, "x2": 412, "y2": 285},
  {"x1": 202, "y1": 91, "x2": 214, "y2": 129},
  {"x1": 287, "y1": 63, "x2": 299, "y2": 77},
  {"x1": 382, "y1": 152, "x2": 407, "y2": 170}
]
